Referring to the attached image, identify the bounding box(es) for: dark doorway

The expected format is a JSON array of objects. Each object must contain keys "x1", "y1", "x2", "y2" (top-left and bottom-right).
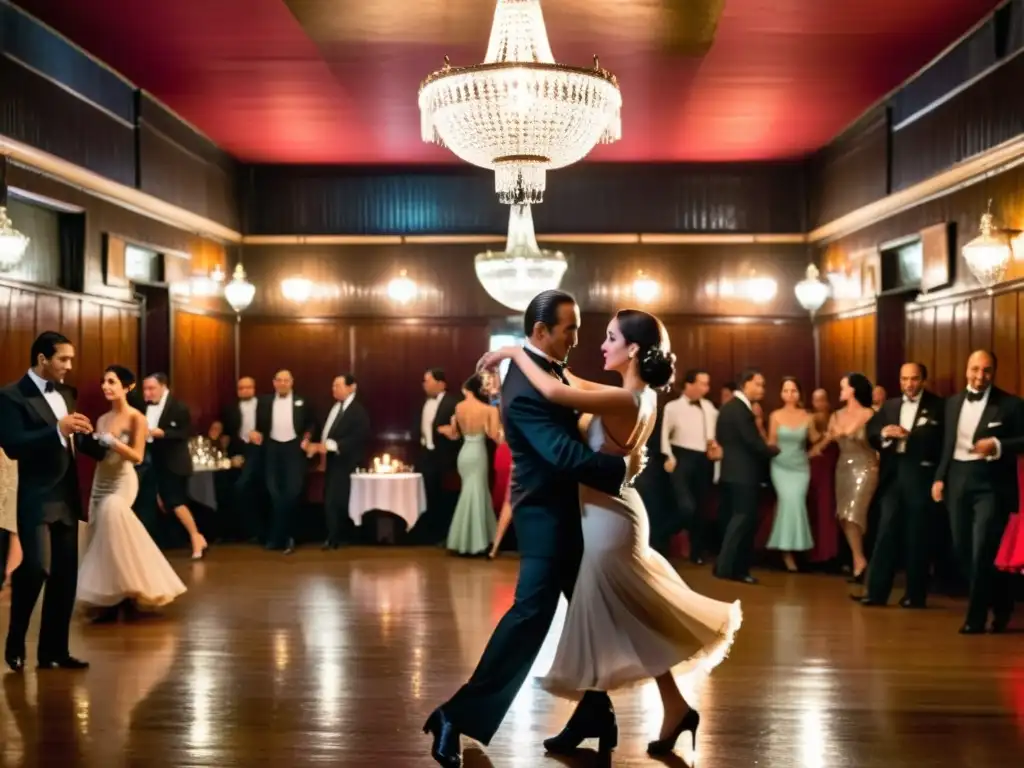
[
  {"x1": 136, "y1": 283, "x2": 171, "y2": 379},
  {"x1": 874, "y1": 292, "x2": 909, "y2": 395}
]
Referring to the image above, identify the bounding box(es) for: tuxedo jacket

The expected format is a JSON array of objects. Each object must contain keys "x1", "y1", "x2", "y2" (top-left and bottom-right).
[
  {"x1": 222, "y1": 399, "x2": 256, "y2": 456},
  {"x1": 255, "y1": 394, "x2": 317, "y2": 445},
  {"x1": 716, "y1": 398, "x2": 774, "y2": 486},
  {"x1": 935, "y1": 386, "x2": 1024, "y2": 499},
  {"x1": 149, "y1": 396, "x2": 193, "y2": 477},
  {"x1": 0, "y1": 375, "x2": 106, "y2": 527},
  {"x1": 414, "y1": 391, "x2": 462, "y2": 468},
  {"x1": 324, "y1": 399, "x2": 371, "y2": 476},
  {"x1": 867, "y1": 390, "x2": 945, "y2": 492},
  {"x1": 502, "y1": 350, "x2": 627, "y2": 558}
]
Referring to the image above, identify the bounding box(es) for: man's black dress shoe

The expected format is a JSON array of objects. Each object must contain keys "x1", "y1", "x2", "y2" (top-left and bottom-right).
[
  {"x1": 38, "y1": 656, "x2": 89, "y2": 670},
  {"x1": 899, "y1": 597, "x2": 925, "y2": 610},
  {"x1": 851, "y1": 595, "x2": 885, "y2": 606},
  {"x1": 543, "y1": 708, "x2": 618, "y2": 755},
  {"x1": 991, "y1": 614, "x2": 1012, "y2": 634},
  {"x1": 5, "y1": 652, "x2": 25, "y2": 673},
  {"x1": 734, "y1": 575, "x2": 758, "y2": 585},
  {"x1": 959, "y1": 624, "x2": 986, "y2": 635},
  {"x1": 423, "y1": 708, "x2": 462, "y2": 768}
]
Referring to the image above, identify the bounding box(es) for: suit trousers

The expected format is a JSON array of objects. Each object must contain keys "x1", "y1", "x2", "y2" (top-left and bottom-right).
[
  {"x1": 866, "y1": 467, "x2": 933, "y2": 605},
  {"x1": 324, "y1": 464, "x2": 354, "y2": 545},
  {"x1": 443, "y1": 553, "x2": 611, "y2": 745},
  {"x1": 714, "y1": 482, "x2": 760, "y2": 580},
  {"x1": 6, "y1": 518, "x2": 78, "y2": 660},
  {"x1": 234, "y1": 444, "x2": 267, "y2": 543},
  {"x1": 266, "y1": 439, "x2": 306, "y2": 549},
  {"x1": 947, "y1": 460, "x2": 1014, "y2": 627},
  {"x1": 669, "y1": 447, "x2": 713, "y2": 561}
]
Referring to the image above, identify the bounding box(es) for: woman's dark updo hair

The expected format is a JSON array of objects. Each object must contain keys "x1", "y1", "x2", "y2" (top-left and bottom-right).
[
  {"x1": 463, "y1": 373, "x2": 487, "y2": 403},
  {"x1": 844, "y1": 372, "x2": 873, "y2": 409},
  {"x1": 615, "y1": 309, "x2": 675, "y2": 390},
  {"x1": 104, "y1": 364, "x2": 136, "y2": 391}
]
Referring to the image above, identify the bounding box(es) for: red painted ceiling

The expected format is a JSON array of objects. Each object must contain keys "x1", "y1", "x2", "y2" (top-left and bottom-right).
[{"x1": 14, "y1": 0, "x2": 1002, "y2": 164}]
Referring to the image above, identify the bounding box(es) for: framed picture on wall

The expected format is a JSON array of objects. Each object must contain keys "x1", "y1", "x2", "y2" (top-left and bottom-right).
[
  {"x1": 103, "y1": 233, "x2": 129, "y2": 287},
  {"x1": 860, "y1": 251, "x2": 881, "y2": 298},
  {"x1": 919, "y1": 221, "x2": 955, "y2": 293}
]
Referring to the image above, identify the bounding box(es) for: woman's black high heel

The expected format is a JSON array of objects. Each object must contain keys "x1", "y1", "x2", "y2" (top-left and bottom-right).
[{"x1": 647, "y1": 708, "x2": 700, "y2": 756}]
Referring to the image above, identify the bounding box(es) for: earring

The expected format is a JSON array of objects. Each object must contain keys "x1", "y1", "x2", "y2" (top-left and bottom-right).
[{"x1": 628, "y1": 352, "x2": 635, "y2": 360}]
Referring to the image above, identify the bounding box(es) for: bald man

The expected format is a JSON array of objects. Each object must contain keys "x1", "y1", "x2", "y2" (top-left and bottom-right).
[
  {"x1": 933, "y1": 350, "x2": 1024, "y2": 634},
  {"x1": 222, "y1": 376, "x2": 266, "y2": 543},
  {"x1": 252, "y1": 370, "x2": 317, "y2": 554}
]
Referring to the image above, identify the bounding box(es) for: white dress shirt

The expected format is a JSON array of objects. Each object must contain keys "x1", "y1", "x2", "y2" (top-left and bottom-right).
[
  {"x1": 322, "y1": 393, "x2": 355, "y2": 453},
  {"x1": 238, "y1": 398, "x2": 257, "y2": 442},
  {"x1": 661, "y1": 395, "x2": 717, "y2": 456},
  {"x1": 953, "y1": 388, "x2": 1000, "y2": 462},
  {"x1": 271, "y1": 394, "x2": 297, "y2": 442},
  {"x1": 421, "y1": 393, "x2": 443, "y2": 450},
  {"x1": 27, "y1": 368, "x2": 69, "y2": 448},
  {"x1": 895, "y1": 395, "x2": 920, "y2": 454},
  {"x1": 145, "y1": 388, "x2": 169, "y2": 444}
]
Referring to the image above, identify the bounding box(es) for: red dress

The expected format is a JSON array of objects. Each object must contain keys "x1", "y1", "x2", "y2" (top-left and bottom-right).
[
  {"x1": 806, "y1": 442, "x2": 840, "y2": 563},
  {"x1": 995, "y1": 458, "x2": 1024, "y2": 573},
  {"x1": 492, "y1": 441, "x2": 513, "y2": 513}
]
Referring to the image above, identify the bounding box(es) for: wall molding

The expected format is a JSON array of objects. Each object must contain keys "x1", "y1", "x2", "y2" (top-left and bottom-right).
[
  {"x1": 0, "y1": 277, "x2": 141, "y2": 311},
  {"x1": 242, "y1": 232, "x2": 809, "y2": 246},
  {"x1": 238, "y1": 313, "x2": 810, "y2": 326}
]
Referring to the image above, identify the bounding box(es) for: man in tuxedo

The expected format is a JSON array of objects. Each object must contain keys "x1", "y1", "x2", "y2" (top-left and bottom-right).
[
  {"x1": 142, "y1": 374, "x2": 206, "y2": 558},
  {"x1": 0, "y1": 331, "x2": 102, "y2": 672},
  {"x1": 858, "y1": 362, "x2": 944, "y2": 608},
  {"x1": 424, "y1": 290, "x2": 628, "y2": 767},
  {"x1": 309, "y1": 374, "x2": 371, "y2": 549},
  {"x1": 413, "y1": 367, "x2": 461, "y2": 544},
  {"x1": 714, "y1": 368, "x2": 778, "y2": 585},
  {"x1": 221, "y1": 376, "x2": 265, "y2": 543},
  {"x1": 252, "y1": 369, "x2": 316, "y2": 554},
  {"x1": 661, "y1": 369, "x2": 718, "y2": 563},
  {"x1": 932, "y1": 350, "x2": 1024, "y2": 634}
]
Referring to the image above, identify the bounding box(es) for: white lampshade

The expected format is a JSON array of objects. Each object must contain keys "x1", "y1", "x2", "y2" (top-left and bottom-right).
[
  {"x1": 387, "y1": 270, "x2": 417, "y2": 303},
  {"x1": 475, "y1": 204, "x2": 567, "y2": 312},
  {"x1": 0, "y1": 206, "x2": 29, "y2": 271},
  {"x1": 794, "y1": 264, "x2": 830, "y2": 313},
  {"x1": 223, "y1": 264, "x2": 255, "y2": 313},
  {"x1": 962, "y1": 211, "x2": 1011, "y2": 288}
]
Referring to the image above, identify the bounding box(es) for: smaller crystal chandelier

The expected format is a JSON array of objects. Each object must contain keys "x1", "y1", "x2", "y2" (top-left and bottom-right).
[
  {"x1": 0, "y1": 206, "x2": 29, "y2": 272},
  {"x1": 475, "y1": 204, "x2": 567, "y2": 312},
  {"x1": 632, "y1": 271, "x2": 658, "y2": 303},
  {"x1": 281, "y1": 277, "x2": 313, "y2": 303},
  {"x1": 962, "y1": 200, "x2": 1017, "y2": 289},
  {"x1": 794, "y1": 264, "x2": 830, "y2": 315},
  {"x1": 387, "y1": 270, "x2": 417, "y2": 304},
  {"x1": 223, "y1": 263, "x2": 255, "y2": 314},
  {"x1": 189, "y1": 266, "x2": 224, "y2": 298}
]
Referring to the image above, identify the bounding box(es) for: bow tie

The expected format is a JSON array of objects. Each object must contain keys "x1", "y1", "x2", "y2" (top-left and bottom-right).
[
  {"x1": 44, "y1": 381, "x2": 55, "y2": 393},
  {"x1": 278, "y1": 395, "x2": 290, "y2": 399},
  {"x1": 689, "y1": 399, "x2": 701, "y2": 407},
  {"x1": 966, "y1": 389, "x2": 986, "y2": 403},
  {"x1": 903, "y1": 396, "x2": 918, "y2": 404}
]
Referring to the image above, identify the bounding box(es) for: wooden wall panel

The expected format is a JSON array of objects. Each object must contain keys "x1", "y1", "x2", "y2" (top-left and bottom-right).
[
  {"x1": 817, "y1": 314, "x2": 877, "y2": 401},
  {"x1": 171, "y1": 310, "x2": 237, "y2": 432}
]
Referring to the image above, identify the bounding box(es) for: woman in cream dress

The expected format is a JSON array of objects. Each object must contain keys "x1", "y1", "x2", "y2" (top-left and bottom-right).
[
  {"x1": 1, "y1": 448, "x2": 22, "y2": 590},
  {"x1": 485, "y1": 309, "x2": 741, "y2": 756}
]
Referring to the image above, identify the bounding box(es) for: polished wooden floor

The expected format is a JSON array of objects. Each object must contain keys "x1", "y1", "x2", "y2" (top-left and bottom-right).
[{"x1": 1, "y1": 547, "x2": 1022, "y2": 767}]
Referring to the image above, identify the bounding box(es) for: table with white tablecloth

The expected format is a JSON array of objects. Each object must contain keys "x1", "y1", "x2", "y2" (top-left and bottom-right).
[
  {"x1": 348, "y1": 472, "x2": 426, "y2": 532},
  {"x1": 187, "y1": 466, "x2": 224, "y2": 511}
]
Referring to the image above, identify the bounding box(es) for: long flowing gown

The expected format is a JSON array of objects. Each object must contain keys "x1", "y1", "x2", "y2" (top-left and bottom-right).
[
  {"x1": 995, "y1": 458, "x2": 1024, "y2": 573},
  {"x1": 446, "y1": 434, "x2": 496, "y2": 555},
  {"x1": 77, "y1": 433, "x2": 186, "y2": 608},
  {"x1": 835, "y1": 426, "x2": 879, "y2": 533},
  {"x1": 767, "y1": 423, "x2": 814, "y2": 551},
  {"x1": 807, "y1": 442, "x2": 840, "y2": 562},
  {"x1": 539, "y1": 389, "x2": 742, "y2": 696}
]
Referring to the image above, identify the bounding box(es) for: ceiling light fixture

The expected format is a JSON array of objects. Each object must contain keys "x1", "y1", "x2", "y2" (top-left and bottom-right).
[
  {"x1": 962, "y1": 200, "x2": 1018, "y2": 290},
  {"x1": 223, "y1": 263, "x2": 255, "y2": 314},
  {"x1": 475, "y1": 204, "x2": 568, "y2": 312},
  {"x1": 418, "y1": 0, "x2": 621, "y2": 205},
  {"x1": 281, "y1": 277, "x2": 313, "y2": 303},
  {"x1": 632, "y1": 271, "x2": 658, "y2": 303},
  {"x1": 794, "y1": 264, "x2": 830, "y2": 315},
  {"x1": 387, "y1": 270, "x2": 417, "y2": 304}
]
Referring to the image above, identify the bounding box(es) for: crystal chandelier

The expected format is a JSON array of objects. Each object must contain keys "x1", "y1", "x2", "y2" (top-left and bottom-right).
[
  {"x1": 223, "y1": 263, "x2": 255, "y2": 313},
  {"x1": 475, "y1": 204, "x2": 567, "y2": 311},
  {"x1": 0, "y1": 206, "x2": 29, "y2": 272},
  {"x1": 794, "y1": 264, "x2": 830, "y2": 315},
  {"x1": 418, "y1": 0, "x2": 621, "y2": 204},
  {"x1": 962, "y1": 201, "x2": 1015, "y2": 289},
  {"x1": 632, "y1": 271, "x2": 658, "y2": 303},
  {"x1": 387, "y1": 270, "x2": 417, "y2": 304}
]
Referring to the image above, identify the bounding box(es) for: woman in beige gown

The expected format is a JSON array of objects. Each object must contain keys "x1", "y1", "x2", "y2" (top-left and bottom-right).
[
  {"x1": 813, "y1": 373, "x2": 878, "y2": 582},
  {"x1": 0, "y1": 448, "x2": 22, "y2": 589},
  {"x1": 485, "y1": 310, "x2": 741, "y2": 757}
]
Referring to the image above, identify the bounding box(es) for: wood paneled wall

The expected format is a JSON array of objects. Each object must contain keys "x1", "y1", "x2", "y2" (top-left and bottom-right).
[
  {"x1": 817, "y1": 313, "x2": 877, "y2": 402},
  {"x1": 171, "y1": 309, "x2": 237, "y2": 431},
  {"x1": 238, "y1": 315, "x2": 815, "y2": 461}
]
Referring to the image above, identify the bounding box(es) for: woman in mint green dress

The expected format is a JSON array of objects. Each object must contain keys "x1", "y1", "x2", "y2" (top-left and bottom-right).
[
  {"x1": 767, "y1": 377, "x2": 822, "y2": 571},
  {"x1": 445, "y1": 374, "x2": 501, "y2": 556}
]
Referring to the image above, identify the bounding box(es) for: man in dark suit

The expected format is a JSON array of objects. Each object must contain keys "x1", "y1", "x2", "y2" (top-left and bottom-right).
[
  {"x1": 252, "y1": 369, "x2": 316, "y2": 554},
  {"x1": 424, "y1": 291, "x2": 628, "y2": 767},
  {"x1": 859, "y1": 362, "x2": 945, "y2": 608},
  {"x1": 310, "y1": 374, "x2": 371, "y2": 549},
  {"x1": 142, "y1": 373, "x2": 206, "y2": 559},
  {"x1": 0, "y1": 331, "x2": 104, "y2": 672},
  {"x1": 933, "y1": 350, "x2": 1024, "y2": 634},
  {"x1": 412, "y1": 367, "x2": 461, "y2": 544},
  {"x1": 714, "y1": 368, "x2": 778, "y2": 585},
  {"x1": 221, "y1": 375, "x2": 265, "y2": 543}
]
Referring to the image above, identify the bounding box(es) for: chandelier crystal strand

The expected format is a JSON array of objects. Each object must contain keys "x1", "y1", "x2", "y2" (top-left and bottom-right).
[
  {"x1": 475, "y1": 204, "x2": 567, "y2": 311},
  {"x1": 419, "y1": 0, "x2": 621, "y2": 204}
]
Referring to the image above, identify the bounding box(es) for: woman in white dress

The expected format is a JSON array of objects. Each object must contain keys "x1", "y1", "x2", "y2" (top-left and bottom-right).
[
  {"x1": 0, "y1": 447, "x2": 21, "y2": 590},
  {"x1": 77, "y1": 365, "x2": 186, "y2": 619},
  {"x1": 486, "y1": 309, "x2": 742, "y2": 755}
]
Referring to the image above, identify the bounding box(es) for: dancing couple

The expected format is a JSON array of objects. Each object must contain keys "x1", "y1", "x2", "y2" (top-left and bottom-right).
[{"x1": 424, "y1": 291, "x2": 741, "y2": 765}]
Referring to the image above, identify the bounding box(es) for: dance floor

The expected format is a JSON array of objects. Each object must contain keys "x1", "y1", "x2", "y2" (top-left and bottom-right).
[{"x1": 1, "y1": 547, "x2": 1022, "y2": 767}]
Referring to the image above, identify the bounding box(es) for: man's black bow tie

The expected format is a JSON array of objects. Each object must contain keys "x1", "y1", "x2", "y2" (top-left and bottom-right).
[
  {"x1": 966, "y1": 389, "x2": 986, "y2": 402},
  {"x1": 903, "y1": 396, "x2": 918, "y2": 404},
  {"x1": 44, "y1": 381, "x2": 55, "y2": 393},
  {"x1": 689, "y1": 399, "x2": 701, "y2": 407}
]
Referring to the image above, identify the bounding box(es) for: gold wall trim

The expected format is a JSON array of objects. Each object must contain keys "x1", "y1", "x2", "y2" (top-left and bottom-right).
[
  {"x1": 241, "y1": 232, "x2": 808, "y2": 246},
  {"x1": 0, "y1": 136, "x2": 242, "y2": 243}
]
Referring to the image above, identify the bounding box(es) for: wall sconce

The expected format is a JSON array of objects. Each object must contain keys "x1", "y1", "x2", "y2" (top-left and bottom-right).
[
  {"x1": 632, "y1": 270, "x2": 658, "y2": 303},
  {"x1": 281, "y1": 276, "x2": 313, "y2": 303},
  {"x1": 962, "y1": 200, "x2": 1019, "y2": 290},
  {"x1": 746, "y1": 275, "x2": 777, "y2": 304},
  {"x1": 189, "y1": 267, "x2": 224, "y2": 298},
  {"x1": 794, "y1": 264, "x2": 830, "y2": 315},
  {"x1": 387, "y1": 269, "x2": 417, "y2": 304}
]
